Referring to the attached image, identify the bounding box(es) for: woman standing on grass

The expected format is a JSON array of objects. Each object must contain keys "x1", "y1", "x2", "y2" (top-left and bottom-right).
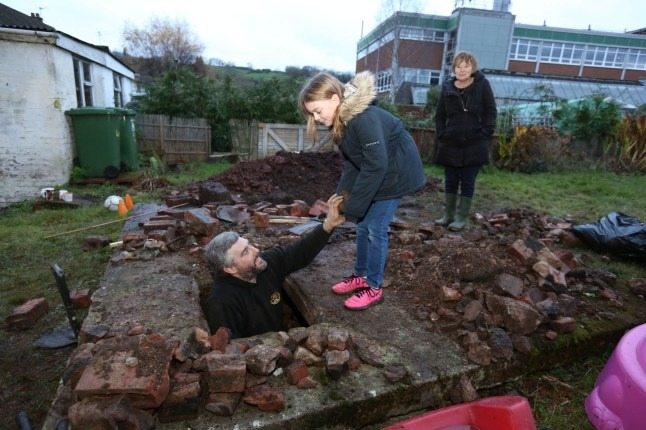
[
  {"x1": 434, "y1": 51, "x2": 497, "y2": 231},
  {"x1": 299, "y1": 71, "x2": 426, "y2": 311}
]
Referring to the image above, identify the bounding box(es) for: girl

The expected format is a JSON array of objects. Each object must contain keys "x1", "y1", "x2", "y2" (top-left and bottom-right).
[{"x1": 299, "y1": 71, "x2": 426, "y2": 310}]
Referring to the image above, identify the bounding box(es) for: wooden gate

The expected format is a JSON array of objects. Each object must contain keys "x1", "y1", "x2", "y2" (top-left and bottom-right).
[{"x1": 229, "y1": 120, "x2": 333, "y2": 160}]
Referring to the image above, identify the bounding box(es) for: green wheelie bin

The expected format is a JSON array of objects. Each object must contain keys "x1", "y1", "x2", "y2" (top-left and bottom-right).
[
  {"x1": 66, "y1": 107, "x2": 121, "y2": 178},
  {"x1": 113, "y1": 108, "x2": 139, "y2": 171}
]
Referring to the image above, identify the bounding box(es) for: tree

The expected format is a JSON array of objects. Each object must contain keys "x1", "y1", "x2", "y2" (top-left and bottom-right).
[{"x1": 123, "y1": 17, "x2": 205, "y2": 78}]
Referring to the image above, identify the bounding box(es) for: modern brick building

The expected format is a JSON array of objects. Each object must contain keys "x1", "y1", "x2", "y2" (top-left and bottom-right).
[{"x1": 356, "y1": 1, "x2": 646, "y2": 109}]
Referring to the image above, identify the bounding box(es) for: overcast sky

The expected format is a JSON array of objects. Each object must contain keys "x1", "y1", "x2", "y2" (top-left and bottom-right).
[{"x1": 4, "y1": 0, "x2": 645, "y2": 72}]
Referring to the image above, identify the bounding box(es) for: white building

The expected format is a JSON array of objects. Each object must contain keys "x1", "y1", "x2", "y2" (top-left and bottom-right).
[{"x1": 0, "y1": 3, "x2": 136, "y2": 206}]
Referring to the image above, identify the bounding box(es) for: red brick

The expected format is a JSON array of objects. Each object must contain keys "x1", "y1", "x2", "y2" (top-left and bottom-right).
[
  {"x1": 5, "y1": 297, "x2": 49, "y2": 330},
  {"x1": 243, "y1": 384, "x2": 285, "y2": 412},
  {"x1": 507, "y1": 239, "x2": 534, "y2": 265},
  {"x1": 204, "y1": 352, "x2": 246, "y2": 393},
  {"x1": 285, "y1": 360, "x2": 309, "y2": 385},
  {"x1": 209, "y1": 326, "x2": 231, "y2": 353},
  {"x1": 74, "y1": 334, "x2": 174, "y2": 409},
  {"x1": 69, "y1": 289, "x2": 91, "y2": 309},
  {"x1": 205, "y1": 392, "x2": 242, "y2": 416},
  {"x1": 253, "y1": 212, "x2": 270, "y2": 228},
  {"x1": 184, "y1": 208, "x2": 219, "y2": 237}
]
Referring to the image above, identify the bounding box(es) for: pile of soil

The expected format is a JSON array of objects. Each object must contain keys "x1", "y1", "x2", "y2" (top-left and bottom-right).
[{"x1": 209, "y1": 150, "x2": 344, "y2": 205}]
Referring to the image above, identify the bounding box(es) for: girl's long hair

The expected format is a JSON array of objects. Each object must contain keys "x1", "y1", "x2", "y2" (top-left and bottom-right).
[{"x1": 299, "y1": 72, "x2": 345, "y2": 144}]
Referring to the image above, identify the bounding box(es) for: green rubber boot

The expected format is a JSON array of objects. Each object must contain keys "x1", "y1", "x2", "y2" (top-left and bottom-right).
[
  {"x1": 448, "y1": 196, "x2": 472, "y2": 231},
  {"x1": 434, "y1": 193, "x2": 457, "y2": 226}
]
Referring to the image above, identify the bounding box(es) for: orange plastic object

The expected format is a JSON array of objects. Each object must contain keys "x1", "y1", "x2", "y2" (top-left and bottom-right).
[
  {"x1": 384, "y1": 395, "x2": 537, "y2": 430},
  {"x1": 124, "y1": 193, "x2": 134, "y2": 210},
  {"x1": 117, "y1": 199, "x2": 128, "y2": 217}
]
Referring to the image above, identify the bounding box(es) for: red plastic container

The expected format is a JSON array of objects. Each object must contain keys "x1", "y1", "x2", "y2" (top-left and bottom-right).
[{"x1": 384, "y1": 395, "x2": 537, "y2": 430}]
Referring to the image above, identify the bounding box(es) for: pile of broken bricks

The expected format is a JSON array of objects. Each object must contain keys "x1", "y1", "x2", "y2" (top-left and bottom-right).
[
  {"x1": 62, "y1": 323, "x2": 407, "y2": 428},
  {"x1": 109, "y1": 182, "x2": 332, "y2": 262}
]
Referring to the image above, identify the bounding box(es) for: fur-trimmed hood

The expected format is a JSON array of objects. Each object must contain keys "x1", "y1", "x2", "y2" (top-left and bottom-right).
[{"x1": 338, "y1": 71, "x2": 376, "y2": 124}]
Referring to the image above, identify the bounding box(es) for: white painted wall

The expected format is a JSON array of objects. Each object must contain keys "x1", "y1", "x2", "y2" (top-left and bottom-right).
[
  {"x1": 0, "y1": 31, "x2": 136, "y2": 206},
  {"x1": 0, "y1": 37, "x2": 75, "y2": 205}
]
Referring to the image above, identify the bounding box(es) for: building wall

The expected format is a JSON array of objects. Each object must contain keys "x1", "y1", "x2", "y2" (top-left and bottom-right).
[
  {"x1": 625, "y1": 69, "x2": 646, "y2": 80},
  {"x1": 455, "y1": 9, "x2": 515, "y2": 70},
  {"x1": 538, "y1": 63, "x2": 580, "y2": 76},
  {"x1": 57, "y1": 34, "x2": 135, "y2": 106},
  {"x1": 507, "y1": 60, "x2": 535, "y2": 73},
  {"x1": 398, "y1": 40, "x2": 444, "y2": 68},
  {"x1": 356, "y1": 40, "x2": 394, "y2": 73},
  {"x1": 581, "y1": 66, "x2": 623, "y2": 80},
  {"x1": 0, "y1": 37, "x2": 76, "y2": 206},
  {"x1": 0, "y1": 32, "x2": 136, "y2": 206}
]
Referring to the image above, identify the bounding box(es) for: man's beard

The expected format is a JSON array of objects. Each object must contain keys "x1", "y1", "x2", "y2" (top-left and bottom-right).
[{"x1": 239, "y1": 257, "x2": 267, "y2": 282}]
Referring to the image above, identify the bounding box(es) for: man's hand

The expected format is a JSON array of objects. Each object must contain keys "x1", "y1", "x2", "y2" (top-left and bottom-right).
[{"x1": 322, "y1": 193, "x2": 346, "y2": 233}]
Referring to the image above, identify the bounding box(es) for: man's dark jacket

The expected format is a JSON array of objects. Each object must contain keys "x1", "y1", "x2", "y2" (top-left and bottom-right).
[
  {"x1": 205, "y1": 225, "x2": 331, "y2": 338},
  {"x1": 434, "y1": 70, "x2": 497, "y2": 167}
]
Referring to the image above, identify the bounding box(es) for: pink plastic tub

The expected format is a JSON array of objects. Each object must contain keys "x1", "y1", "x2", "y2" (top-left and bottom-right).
[
  {"x1": 585, "y1": 323, "x2": 646, "y2": 430},
  {"x1": 384, "y1": 395, "x2": 536, "y2": 430}
]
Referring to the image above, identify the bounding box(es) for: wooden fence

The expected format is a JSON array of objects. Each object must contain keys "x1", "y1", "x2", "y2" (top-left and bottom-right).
[
  {"x1": 408, "y1": 127, "x2": 437, "y2": 163},
  {"x1": 135, "y1": 114, "x2": 211, "y2": 164},
  {"x1": 134, "y1": 115, "x2": 436, "y2": 164}
]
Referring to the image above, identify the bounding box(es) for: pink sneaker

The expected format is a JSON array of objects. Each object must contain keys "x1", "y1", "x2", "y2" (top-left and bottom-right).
[
  {"x1": 331, "y1": 274, "x2": 368, "y2": 295},
  {"x1": 344, "y1": 287, "x2": 383, "y2": 310}
]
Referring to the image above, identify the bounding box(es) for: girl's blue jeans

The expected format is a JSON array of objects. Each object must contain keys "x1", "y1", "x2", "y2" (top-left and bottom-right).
[{"x1": 354, "y1": 198, "x2": 401, "y2": 289}]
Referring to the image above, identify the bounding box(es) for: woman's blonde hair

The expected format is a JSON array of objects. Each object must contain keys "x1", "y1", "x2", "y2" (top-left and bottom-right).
[
  {"x1": 452, "y1": 51, "x2": 479, "y2": 72},
  {"x1": 299, "y1": 72, "x2": 345, "y2": 144}
]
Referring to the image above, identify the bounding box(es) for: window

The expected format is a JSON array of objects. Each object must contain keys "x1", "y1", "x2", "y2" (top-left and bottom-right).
[
  {"x1": 401, "y1": 67, "x2": 441, "y2": 86},
  {"x1": 113, "y1": 73, "x2": 123, "y2": 107},
  {"x1": 510, "y1": 39, "x2": 541, "y2": 61},
  {"x1": 376, "y1": 70, "x2": 392, "y2": 93},
  {"x1": 73, "y1": 58, "x2": 93, "y2": 107},
  {"x1": 399, "y1": 27, "x2": 445, "y2": 42},
  {"x1": 512, "y1": 37, "x2": 646, "y2": 70}
]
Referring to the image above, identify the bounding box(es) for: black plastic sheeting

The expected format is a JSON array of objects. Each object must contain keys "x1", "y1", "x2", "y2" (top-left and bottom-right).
[{"x1": 571, "y1": 212, "x2": 646, "y2": 260}]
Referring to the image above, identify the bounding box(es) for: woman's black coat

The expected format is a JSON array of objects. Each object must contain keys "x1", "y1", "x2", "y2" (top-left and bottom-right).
[{"x1": 434, "y1": 70, "x2": 497, "y2": 167}]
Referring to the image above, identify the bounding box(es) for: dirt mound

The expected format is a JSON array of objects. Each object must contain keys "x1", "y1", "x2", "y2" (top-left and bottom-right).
[{"x1": 209, "y1": 150, "x2": 344, "y2": 205}]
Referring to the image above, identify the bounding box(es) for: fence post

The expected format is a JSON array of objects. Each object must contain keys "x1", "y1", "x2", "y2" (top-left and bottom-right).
[
  {"x1": 159, "y1": 115, "x2": 165, "y2": 155},
  {"x1": 261, "y1": 123, "x2": 269, "y2": 158}
]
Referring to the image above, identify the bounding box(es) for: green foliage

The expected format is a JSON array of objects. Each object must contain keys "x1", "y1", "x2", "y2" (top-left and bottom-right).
[
  {"x1": 424, "y1": 85, "x2": 441, "y2": 120},
  {"x1": 136, "y1": 68, "x2": 210, "y2": 117},
  {"x1": 494, "y1": 125, "x2": 568, "y2": 173},
  {"x1": 603, "y1": 115, "x2": 646, "y2": 172},
  {"x1": 135, "y1": 67, "x2": 306, "y2": 153},
  {"x1": 554, "y1": 96, "x2": 623, "y2": 157},
  {"x1": 70, "y1": 166, "x2": 88, "y2": 183}
]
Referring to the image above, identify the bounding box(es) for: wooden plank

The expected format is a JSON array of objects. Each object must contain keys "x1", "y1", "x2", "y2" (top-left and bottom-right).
[{"x1": 266, "y1": 127, "x2": 290, "y2": 152}]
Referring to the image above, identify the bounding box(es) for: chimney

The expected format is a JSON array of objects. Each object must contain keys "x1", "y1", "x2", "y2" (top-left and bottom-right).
[{"x1": 30, "y1": 13, "x2": 43, "y2": 22}]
